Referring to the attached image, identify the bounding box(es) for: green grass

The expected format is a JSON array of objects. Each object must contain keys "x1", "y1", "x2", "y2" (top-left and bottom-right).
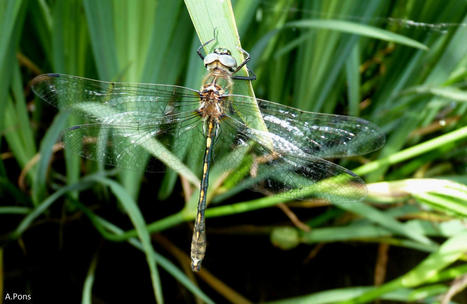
[{"x1": 1, "y1": 0, "x2": 467, "y2": 303}]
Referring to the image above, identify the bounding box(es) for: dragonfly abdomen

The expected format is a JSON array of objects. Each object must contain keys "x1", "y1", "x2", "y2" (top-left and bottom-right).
[{"x1": 191, "y1": 118, "x2": 218, "y2": 272}]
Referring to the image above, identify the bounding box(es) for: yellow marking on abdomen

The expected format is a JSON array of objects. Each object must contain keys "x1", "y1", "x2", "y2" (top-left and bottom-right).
[{"x1": 199, "y1": 189, "x2": 205, "y2": 201}]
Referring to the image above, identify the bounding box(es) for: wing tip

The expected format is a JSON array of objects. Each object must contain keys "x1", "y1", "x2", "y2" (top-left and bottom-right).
[
  {"x1": 47, "y1": 73, "x2": 61, "y2": 78},
  {"x1": 31, "y1": 73, "x2": 59, "y2": 88},
  {"x1": 68, "y1": 125, "x2": 81, "y2": 131}
]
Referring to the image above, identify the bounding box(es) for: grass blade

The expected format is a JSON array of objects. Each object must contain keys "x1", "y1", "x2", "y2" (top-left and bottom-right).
[
  {"x1": 287, "y1": 20, "x2": 428, "y2": 50},
  {"x1": 32, "y1": 111, "x2": 70, "y2": 203},
  {"x1": 81, "y1": 253, "x2": 98, "y2": 304}
]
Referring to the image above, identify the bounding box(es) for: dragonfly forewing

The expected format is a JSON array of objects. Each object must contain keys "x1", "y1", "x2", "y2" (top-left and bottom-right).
[{"x1": 31, "y1": 74, "x2": 202, "y2": 109}]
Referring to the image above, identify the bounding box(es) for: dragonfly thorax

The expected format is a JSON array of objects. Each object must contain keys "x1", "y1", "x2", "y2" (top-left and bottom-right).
[
  {"x1": 201, "y1": 72, "x2": 233, "y2": 93},
  {"x1": 198, "y1": 83, "x2": 225, "y2": 120}
]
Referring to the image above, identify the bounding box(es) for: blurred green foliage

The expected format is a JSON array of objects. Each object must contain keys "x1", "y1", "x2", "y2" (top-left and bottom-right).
[{"x1": 1, "y1": 0, "x2": 467, "y2": 303}]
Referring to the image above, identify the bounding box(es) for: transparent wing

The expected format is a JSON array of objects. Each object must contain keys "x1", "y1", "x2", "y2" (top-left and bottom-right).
[
  {"x1": 254, "y1": 154, "x2": 366, "y2": 203},
  {"x1": 210, "y1": 117, "x2": 366, "y2": 203},
  {"x1": 62, "y1": 112, "x2": 203, "y2": 172},
  {"x1": 31, "y1": 73, "x2": 201, "y2": 122},
  {"x1": 224, "y1": 94, "x2": 385, "y2": 159},
  {"x1": 31, "y1": 73, "x2": 204, "y2": 174}
]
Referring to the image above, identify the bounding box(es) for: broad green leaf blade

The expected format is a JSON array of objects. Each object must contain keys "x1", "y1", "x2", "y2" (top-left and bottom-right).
[
  {"x1": 0, "y1": 0, "x2": 22, "y2": 88},
  {"x1": 82, "y1": 0, "x2": 119, "y2": 80},
  {"x1": 345, "y1": 44, "x2": 360, "y2": 116},
  {"x1": 184, "y1": 0, "x2": 268, "y2": 134},
  {"x1": 4, "y1": 63, "x2": 37, "y2": 175},
  {"x1": 287, "y1": 19, "x2": 428, "y2": 50},
  {"x1": 402, "y1": 85, "x2": 467, "y2": 102}
]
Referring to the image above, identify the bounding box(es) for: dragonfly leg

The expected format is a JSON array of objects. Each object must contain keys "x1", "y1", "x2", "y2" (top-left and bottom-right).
[
  {"x1": 234, "y1": 46, "x2": 251, "y2": 72},
  {"x1": 232, "y1": 46, "x2": 256, "y2": 81},
  {"x1": 231, "y1": 66, "x2": 256, "y2": 81},
  {"x1": 197, "y1": 28, "x2": 218, "y2": 60},
  {"x1": 250, "y1": 152, "x2": 281, "y2": 177}
]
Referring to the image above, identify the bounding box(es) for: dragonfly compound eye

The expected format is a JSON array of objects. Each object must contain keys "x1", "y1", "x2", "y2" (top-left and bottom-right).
[
  {"x1": 218, "y1": 54, "x2": 237, "y2": 69},
  {"x1": 204, "y1": 52, "x2": 237, "y2": 70},
  {"x1": 203, "y1": 53, "x2": 220, "y2": 66}
]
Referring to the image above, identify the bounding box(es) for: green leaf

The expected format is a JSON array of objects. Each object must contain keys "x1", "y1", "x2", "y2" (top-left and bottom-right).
[
  {"x1": 287, "y1": 19, "x2": 428, "y2": 50},
  {"x1": 0, "y1": 0, "x2": 22, "y2": 93},
  {"x1": 81, "y1": 253, "x2": 98, "y2": 304},
  {"x1": 368, "y1": 179, "x2": 467, "y2": 216},
  {"x1": 402, "y1": 85, "x2": 467, "y2": 102},
  {"x1": 0, "y1": 206, "x2": 30, "y2": 214},
  {"x1": 184, "y1": 0, "x2": 268, "y2": 134},
  {"x1": 402, "y1": 232, "x2": 467, "y2": 286},
  {"x1": 32, "y1": 111, "x2": 70, "y2": 203},
  {"x1": 4, "y1": 64, "x2": 37, "y2": 173},
  {"x1": 345, "y1": 44, "x2": 360, "y2": 116},
  {"x1": 82, "y1": 0, "x2": 119, "y2": 80}
]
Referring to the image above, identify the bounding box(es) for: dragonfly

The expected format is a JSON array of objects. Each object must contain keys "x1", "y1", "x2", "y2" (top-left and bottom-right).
[{"x1": 31, "y1": 38, "x2": 385, "y2": 272}]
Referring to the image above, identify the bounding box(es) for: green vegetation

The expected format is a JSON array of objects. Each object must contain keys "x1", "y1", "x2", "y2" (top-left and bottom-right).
[{"x1": 1, "y1": 0, "x2": 466, "y2": 303}]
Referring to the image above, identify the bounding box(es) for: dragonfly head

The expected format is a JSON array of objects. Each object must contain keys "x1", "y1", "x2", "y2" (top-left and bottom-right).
[
  {"x1": 213, "y1": 47, "x2": 231, "y2": 56},
  {"x1": 204, "y1": 47, "x2": 237, "y2": 72}
]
